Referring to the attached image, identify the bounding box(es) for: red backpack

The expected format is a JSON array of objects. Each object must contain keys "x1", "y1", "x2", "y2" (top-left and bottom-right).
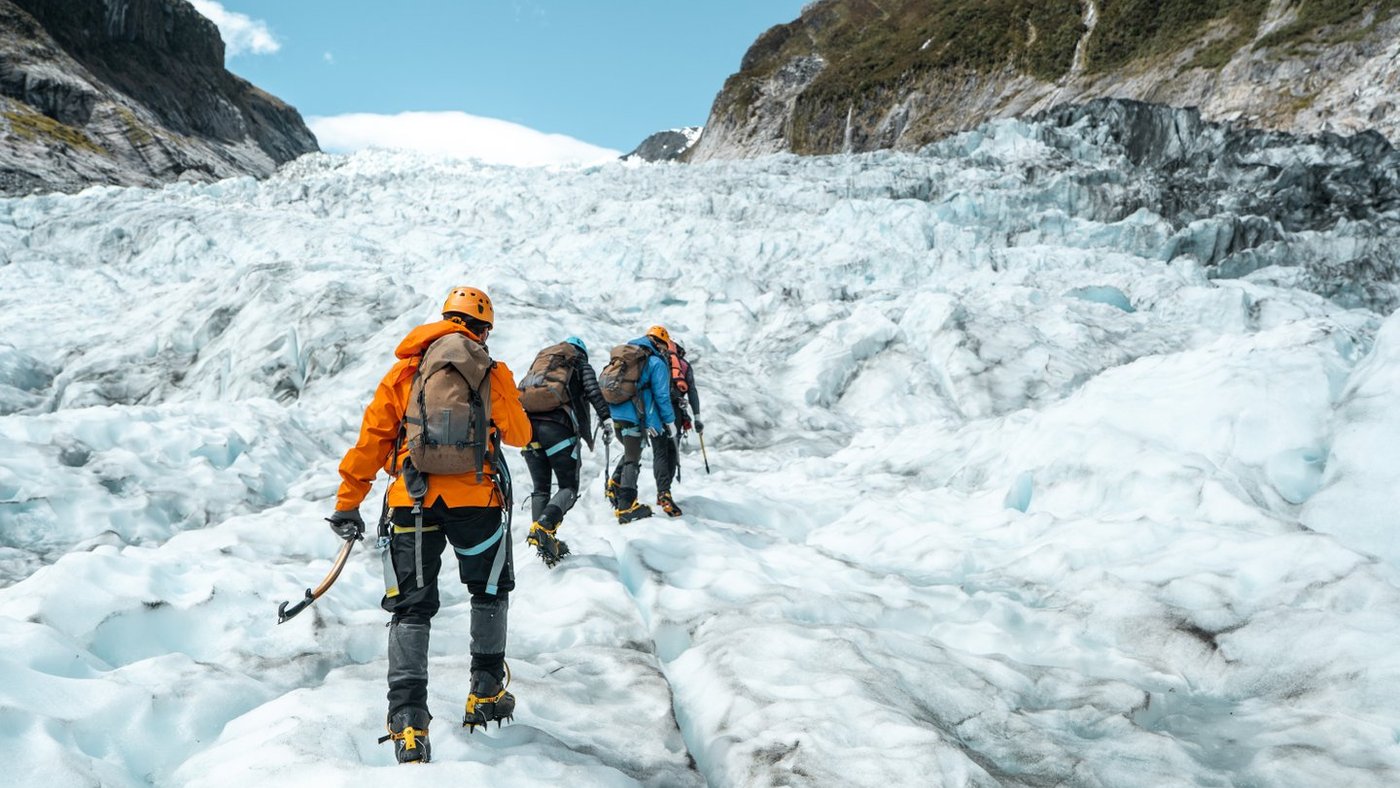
[{"x1": 669, "y1": 342, "x2": 690, "y2": 396}]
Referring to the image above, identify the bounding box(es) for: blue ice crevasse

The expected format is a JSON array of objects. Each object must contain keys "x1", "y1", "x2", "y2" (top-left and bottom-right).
[
  {"x1": 1265, "y1": 447, "x2": 1326, "y2": 505},
  {"x1": 1064, "y1": 285, "x2": 1135, "y2": 313},
  {"x1": 1004, "y1": 471, "x2": 1034, "y2": 513}
]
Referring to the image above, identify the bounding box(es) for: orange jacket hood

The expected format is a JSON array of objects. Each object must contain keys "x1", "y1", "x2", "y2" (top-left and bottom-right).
[{"x1": 395, "y1": 320, "x2": 482, "y2": 360}]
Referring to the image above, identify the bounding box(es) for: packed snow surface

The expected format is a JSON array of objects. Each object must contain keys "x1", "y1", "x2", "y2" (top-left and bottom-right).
[{"x1": 2, "y1": 113, "x2": 1400, "y2": 787}]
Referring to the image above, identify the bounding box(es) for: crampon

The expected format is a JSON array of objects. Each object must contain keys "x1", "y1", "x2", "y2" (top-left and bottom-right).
[
  {"x1": 615, "y1": 501, "x2": 652, "y2": 524},
  {"x1": 463, "y1": 664, "x2": 515, "y2": 732},
  {"x1": 657, "y1": 491, "x2": 682, "y2": 517},
  {"x1": 526, "y1": 522, "x2": 570, "y2": 568},
  {"x1": 378, "y1": 708, "x2": 431, "y2": 764}
]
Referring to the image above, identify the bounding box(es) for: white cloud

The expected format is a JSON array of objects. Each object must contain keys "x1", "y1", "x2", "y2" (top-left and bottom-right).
[
  {"x1": 188, "y1": 0, "x2": 280, "y2": 57},
  {"x1": 307, "y1": 111, "x2": 621, "y2": 168},
  {"x1": 323, "y1": 51, "x2": 335, "y2": 65}
]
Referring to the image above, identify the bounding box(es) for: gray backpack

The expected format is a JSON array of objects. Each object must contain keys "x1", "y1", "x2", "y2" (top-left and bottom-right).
[
  {"x1": 404, "y1": 333, "x2": 494, "y2": 477},
  {"x1": 598, "y1": 344, "x2": 650, "y2": 406},
  {"x1": 518, "y1": 342, "x2": 579, "y2": 414}
]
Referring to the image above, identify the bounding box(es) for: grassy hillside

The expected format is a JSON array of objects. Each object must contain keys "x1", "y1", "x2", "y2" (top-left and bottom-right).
[
  {"x1": 1086, "y1": 0, "x2": 1269, "y2": 73},
  {"x1": 713, "y1": 0, "x2": 1400, "y2": 156}
]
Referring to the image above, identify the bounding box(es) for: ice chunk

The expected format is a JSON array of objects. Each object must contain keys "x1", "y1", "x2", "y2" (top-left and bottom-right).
[{"x1": 1064, "y1": 285, "x2": 1135, "y2": 312}]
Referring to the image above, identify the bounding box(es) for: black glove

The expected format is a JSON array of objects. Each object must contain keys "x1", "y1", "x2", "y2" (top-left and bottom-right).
[
  {"x1": 694, "y1": 418, "x2": 704, "y2": 434},
  {"x1": 327, "y1": 509, "x2": 365, "y2": 541}
]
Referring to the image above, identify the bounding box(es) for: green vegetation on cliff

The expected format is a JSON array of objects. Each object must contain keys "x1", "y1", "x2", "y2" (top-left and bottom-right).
[
  {"x1": 1256, "y1": 0, "x2": 1400, "y2": 51},
  {"x1": 1086, "y1": 0, "x2": 1268, "y2": 74},
  {"x1": 3, "y1": 105, "x2": 107, "y2": 154},
  {"x1": 774, "y1": 0, "x2": 1084, "y2": 153},
  {"x1": 714, "y1": 0, "x2": 1400, "y2": 156}
]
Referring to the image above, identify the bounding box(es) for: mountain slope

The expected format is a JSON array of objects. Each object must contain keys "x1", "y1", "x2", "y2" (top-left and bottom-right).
[
  {"x1": 0, "y1": 0, "x2": 317, "y2": 195},
  {"x1": 689, "y1": 0, "x2": 1400, "y2": 160}
]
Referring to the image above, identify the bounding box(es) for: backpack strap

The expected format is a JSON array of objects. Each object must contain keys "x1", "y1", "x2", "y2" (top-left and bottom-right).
[
  {"x1": 630, "y1": 344, "x2": 651, "y2": 427},
  {"x1": 402, "y1": 459, "x2": 430, "y2": 590},
  {"x1": 486, "y1": 432, "x2": 512, "y2": 595},
  {"x1": 473, "y1": 363, "x2": 494, "y2": 482}
]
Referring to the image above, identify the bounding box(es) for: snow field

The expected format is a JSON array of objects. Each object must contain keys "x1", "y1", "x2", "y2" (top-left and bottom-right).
[{"x1": 1, "y1": 113, "x2": 1399, "y2": 785}]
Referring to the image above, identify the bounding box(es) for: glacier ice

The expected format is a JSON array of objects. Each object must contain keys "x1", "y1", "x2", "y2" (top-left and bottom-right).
[{"x1": 1, "y1": 101, "x2": 1399, "y2": 786}]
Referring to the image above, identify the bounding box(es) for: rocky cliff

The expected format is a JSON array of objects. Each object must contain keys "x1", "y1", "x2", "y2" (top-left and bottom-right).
[
  {"x1": 0, "y1": 0, "x2": 317, "y2": 195},
  {"x1": 689, "y1": 0, "x2": 1400, "y2": 161}
]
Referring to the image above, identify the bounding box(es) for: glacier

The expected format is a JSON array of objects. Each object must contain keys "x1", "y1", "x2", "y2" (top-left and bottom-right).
[{"x1": 1, "y1": 101, "x2": 1399, "y2": 786}]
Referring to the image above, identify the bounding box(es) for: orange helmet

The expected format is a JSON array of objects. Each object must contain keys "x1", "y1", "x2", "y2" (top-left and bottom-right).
[
  {"x1": 646, "y1": 325, "x2": 671, "y2": 344},
  {"x1": 442, "y1": 286, "x2": 494, "y2": 326}
]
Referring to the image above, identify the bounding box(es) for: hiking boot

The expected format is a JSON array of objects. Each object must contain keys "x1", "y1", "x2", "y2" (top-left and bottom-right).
[
  {"x1": 657, "y1": 491, "x2": 682, "y2": 517},
  {"x1": 605, "y1": 478, "x2": 620, "y2": 508},
  {"x1": 526, "y1": 522, "x2": 570, "y2": 568},
  {"x1": 380, "y1": 707, "x2": 431, "y2": 764},
  {"x1": 615, "y1": 501, "x2": 653, "y2": 524},
  {"x1": 463, "y1": 668, "x2": 515, "y2": 731}
]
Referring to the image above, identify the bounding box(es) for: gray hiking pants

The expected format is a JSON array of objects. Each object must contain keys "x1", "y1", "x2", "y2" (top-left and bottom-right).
[{"x1": 610, "y1": 423, "x2": 646, "y2": 507}]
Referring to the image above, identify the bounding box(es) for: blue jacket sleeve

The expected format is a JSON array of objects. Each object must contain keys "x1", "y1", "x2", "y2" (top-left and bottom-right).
[{"x1": 649, "y1": 357, "x2": 675, "y2": 427}]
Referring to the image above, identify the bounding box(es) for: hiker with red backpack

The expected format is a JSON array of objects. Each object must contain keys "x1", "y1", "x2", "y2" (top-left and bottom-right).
[
  {"x1": 655, "y1": 335, "x2": 703, "y2": 511},
  {"x1": 598, "y1": 326, "x2": 677, "y2": 523},
  {"x1": 668, "y1": 340, "x2": 703, "y2": 439},
  {"x1": 516, "y1": 336, "x2": 612, "y2": 567},
  {"x1": 327, "y1": 286, "x2": 531, "y2": 763}
]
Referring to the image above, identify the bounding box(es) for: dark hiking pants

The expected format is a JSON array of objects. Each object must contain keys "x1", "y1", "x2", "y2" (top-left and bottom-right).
[
  {"x1": 651, "y1": 433, "x2": 677, "y2": 495},
  {"x1": 523, "y1": 418, "x2": 581, "y2": 528},
  {"x1": 383, "y1": 502, "x2": 513, "y2": 721}
]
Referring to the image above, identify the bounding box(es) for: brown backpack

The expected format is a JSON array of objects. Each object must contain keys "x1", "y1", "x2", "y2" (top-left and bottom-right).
[
  {"x1": 518, "y1": 342, "x2": 579, "y2": 414},
  {"x1": 404, "y1": 332, "x2": 494, "y2": 477},
  {"x1": 598, "y1": 343, "x2": 651, "y2": 406}
]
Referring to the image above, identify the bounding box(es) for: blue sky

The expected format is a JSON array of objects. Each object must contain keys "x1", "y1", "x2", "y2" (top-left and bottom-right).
[{"x1": 196, "y1": 1, "x2": 808, "y2": 161}]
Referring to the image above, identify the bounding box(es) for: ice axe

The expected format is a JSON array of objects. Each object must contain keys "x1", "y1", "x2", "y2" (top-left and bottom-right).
[
  {"x1": 674, "y1": 430, "x2": 683, "y2": 483},
  {"x1": 277, "y1": 533, "x2": 360, "y2": 624},
  {"x1": 601, "y1": 427, "x2": 612, "y2": 500},
  {"x1": 699, "y1": 430, "x2": 711, "y2": 474}
]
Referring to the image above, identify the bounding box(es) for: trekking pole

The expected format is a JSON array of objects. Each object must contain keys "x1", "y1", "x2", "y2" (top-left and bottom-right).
[
  {"x1": 699, "y1": 431, "x2": 711, "y2": 474},
  {"x1": 278, "y1": 532, "x2": 361, "y2": 624}
]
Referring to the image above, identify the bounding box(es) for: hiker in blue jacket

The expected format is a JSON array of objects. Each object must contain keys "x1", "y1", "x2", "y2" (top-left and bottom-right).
[{"x1": 606, "y1": 327, "x2": 676, "y2": 523}]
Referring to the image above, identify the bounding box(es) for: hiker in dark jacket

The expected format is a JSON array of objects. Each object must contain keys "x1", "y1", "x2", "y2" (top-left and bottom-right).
[
  {"x1": 518, "y1": 336, "x2": 611, "y2": 566},
  {"x1": 670, "y1": 342, "x2": 702, "y2": 435}
]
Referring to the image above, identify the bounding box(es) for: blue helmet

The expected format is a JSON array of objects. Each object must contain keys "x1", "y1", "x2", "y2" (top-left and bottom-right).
[{"x1": 564, "y1": 336, "x2": 587, "y2": 354}]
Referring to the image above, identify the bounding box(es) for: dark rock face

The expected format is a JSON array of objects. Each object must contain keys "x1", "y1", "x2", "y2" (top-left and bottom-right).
[
  {"x1": 1028, "y1": 100, "x2": 1400, "y2": 310},
  {"x1": 622, "y1": 127, "x2": 702, "y2": 162},
  {"x1": 1036, "y1": 100, "x2": 1400, "y2": 234},
  {"x1": 0, "y1": 0, "x2": 317, "y2": 195}
]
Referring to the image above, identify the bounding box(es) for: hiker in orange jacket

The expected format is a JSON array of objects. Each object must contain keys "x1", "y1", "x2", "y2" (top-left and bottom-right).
[{"x1": 328, "y1": 286, "x2": 531, "y2": 763}]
